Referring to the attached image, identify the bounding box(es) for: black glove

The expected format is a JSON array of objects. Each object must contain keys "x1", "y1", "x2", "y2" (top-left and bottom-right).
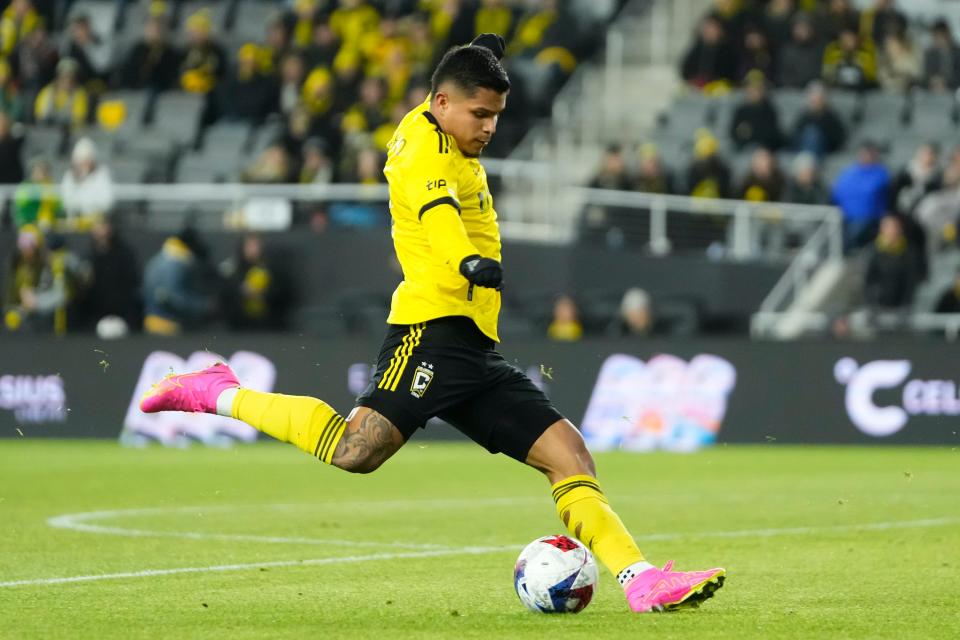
[
  {"x1": 471, "y1": 33, "x2": 506, "y2": 60},
  {"x1": 459, "y1": 254, "x2": 503, "y2": 289}
]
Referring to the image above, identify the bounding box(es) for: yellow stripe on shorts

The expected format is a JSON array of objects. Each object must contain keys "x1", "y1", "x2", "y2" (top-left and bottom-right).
[
  {"x1": 388, "y1": 323, "x2": 424, "y2": 392},
  {"x1": 378, "y1": 326, "x2": 415, "y2": 390}
]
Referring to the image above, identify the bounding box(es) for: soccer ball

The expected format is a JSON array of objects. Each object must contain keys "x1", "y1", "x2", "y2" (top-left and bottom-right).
[{"x1": 513, "y1": 535, "x2": 599, "y2": 613}]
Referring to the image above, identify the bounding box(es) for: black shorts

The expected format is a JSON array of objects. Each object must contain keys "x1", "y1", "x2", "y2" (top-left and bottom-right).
[{"x1": 355, "y1": 316, "x2": 563, "y2": 462}]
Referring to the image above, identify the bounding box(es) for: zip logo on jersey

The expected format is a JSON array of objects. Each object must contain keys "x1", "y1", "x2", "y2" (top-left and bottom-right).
[
  {"x1": 410, "y1": 362, "x2": 435, "y2": 398},
  {"x1": 426, "y1": 179, "x2": 447, "y2": 191}
]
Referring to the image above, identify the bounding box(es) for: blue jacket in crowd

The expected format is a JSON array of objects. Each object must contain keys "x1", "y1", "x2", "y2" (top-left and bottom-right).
[{"x1": 831, "y1": 162, "x2": 891, "y2": 223}]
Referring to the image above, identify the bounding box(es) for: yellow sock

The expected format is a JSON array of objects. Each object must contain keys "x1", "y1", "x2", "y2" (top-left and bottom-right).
[
  {"x1": 552, "y1": 474, "x2": 645, "y2": 577},
  {"x1": 231, "y1": 389, "x2": 347, "y2": 464}
]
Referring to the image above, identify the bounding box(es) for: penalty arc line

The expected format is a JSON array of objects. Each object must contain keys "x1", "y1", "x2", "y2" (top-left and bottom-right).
[
  {"x1": 0, "y1": 545, "x2": 516, "y2": 588},
  {"x1": 2, "y1": 516, "x2": 958, "y2": 589}
]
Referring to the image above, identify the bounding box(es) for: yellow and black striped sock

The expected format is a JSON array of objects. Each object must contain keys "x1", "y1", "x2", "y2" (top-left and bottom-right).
[
  {"x1": 231, "y1": 389, "x2": 346, "y2": 464},
  {"x1": 552, "y1": 474, "x2": 646, "y2": 577}
]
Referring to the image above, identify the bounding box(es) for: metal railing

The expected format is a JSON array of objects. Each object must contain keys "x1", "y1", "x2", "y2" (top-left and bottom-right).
[{"x1": 571, "y1": 187, "x2": 842, "y2": 261}]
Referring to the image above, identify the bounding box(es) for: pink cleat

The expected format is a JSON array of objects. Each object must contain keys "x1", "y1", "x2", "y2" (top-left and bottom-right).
[
  {"x1": 624, "y1": 561, "x2": 725, "y2": 613},
  {"x1": 140, "y1": 363, "x2": 239, "y2": 415}
]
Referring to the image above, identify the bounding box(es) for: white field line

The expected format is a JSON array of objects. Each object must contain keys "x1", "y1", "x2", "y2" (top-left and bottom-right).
[
  {"x1": 0, "y1": 545, "x2": 517, "y2": 588},
  {"x1": 45, "y1": 498, "x2": 548, "y2": 550},
  {"x1": 1, "y1": 506, "x2": 956, "y2": 590}
]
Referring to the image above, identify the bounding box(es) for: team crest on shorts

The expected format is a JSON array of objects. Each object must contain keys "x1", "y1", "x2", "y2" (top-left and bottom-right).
[{"x1": 410, "y1": 362, "x2": 435, "y2": 398}]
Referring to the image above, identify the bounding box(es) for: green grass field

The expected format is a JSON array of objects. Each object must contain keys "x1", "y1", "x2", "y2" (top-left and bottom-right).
[{"x1": 1, "y1": 441, "x2": 958, "y2": 639}]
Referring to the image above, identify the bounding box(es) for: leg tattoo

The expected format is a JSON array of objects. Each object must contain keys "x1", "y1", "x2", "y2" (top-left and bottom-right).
[{"x1": 331, "y1": 410, "x2": 403, "y2": 473}]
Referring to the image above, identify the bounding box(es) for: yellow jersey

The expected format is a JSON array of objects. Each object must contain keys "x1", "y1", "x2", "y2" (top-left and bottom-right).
[{"x1": 383, "y1": 97, "x2": 502, "y2": 341}]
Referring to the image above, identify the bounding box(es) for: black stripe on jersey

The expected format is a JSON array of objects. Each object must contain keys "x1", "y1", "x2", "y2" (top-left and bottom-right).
[
  {"x1": 422, "y1": 111, "x2": 442, "y2": 128},
  {"x1": 422, "y1": 111, "x2": 450, "y2": 154},
  {"x1": 419, "y1": 196, "x2": 461, "y2": 220}
]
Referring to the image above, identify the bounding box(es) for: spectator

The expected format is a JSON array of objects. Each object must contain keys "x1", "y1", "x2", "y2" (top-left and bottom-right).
[
  {"x1": 61, "y1": 136, "x2": 114, "y2": 227},
  {"x1": 923, "y1": 19, "x2": 960, "y2": 92},
  {"x1": 680, "y1": 13, "x2": 737, "y2": 91},
  {"x1": 81, "y1": 218, "x2": 141, "y2": 333},
  {"x1": 791, "y1": 81, "x2": 847, "y2": 158},
  {"x1": 864, "y1": 214, "x2": 920, "y2": 309},
  {"x1": 608, "y1": 288, "x2": 653, "y2": 337},
  {"x1": 219, "y1": 233, "x2": 292, "y2": 330},
  {"x1": 877, "y1": 28, "x2": 920, "y2": 93},
  {"x1": 217, "y1": 43, "x2": 275, "y2": 124},
  {"x1": 299, "y1": 137, "x2": 333, "y2": 184},
  {"x1": 61, "y1": 13, "x2": 109, "y2": 89},
  {"x1": 831, "y1": 140, "x2": 890, "y2": 252},
  {"x1": 507, "y1": 0, "x2": 574, "y2": 61},
  {"x1": 179, "y1": 9, "x2": 227, "y2": 95},
  {"x1": 816, "y1": 0, "x2": 859, "y2": 43},
  {"x1": 738, "y1": 147, "x2": 785, "y2": 202},
  {"x1": 915, "y1": 158, "x2": 960, "y2": 254},
  {"x1": 3, "y1": 225, "x2": 89, "y2": 335},
  {"x1": 260, "y1": 16, "x2": 291, "y2": 75},
  {"x1": 329, "y1": 0, "x2": 380, "y2": 52},
  {"x1": 861, "y1": 0, "x2": 907, "y2": 45},
  {"x1": 687, "y1": 130, "x2": 731, "y2": 199},
  {"x1": 13, "y1": 158, "x2": 61, "y2": 229},
  {"x1": 242, "y1": 144, "x2": 293, "y2": 184},
  {"x1": 763, "y1": 0, "x2": 796, "y2": 48},
  {"x1": 288, "y1": 0, "x2": 320, "y2": 50},
  {"x1": 11, "y1": 25, "x2": 58, "y2": 93},
  {"x1": 302, "y1": 65, "x2": 335, "y2": 120},
  {"x1": 785, "y1": 152, "x2": 829, "y2": 205},
  {"x1": 141, "y1": 227, "x2": 215, "y2": 335},
  {"x1": 778, "y1": 14, "x2": 825, "y2": 90},
  {"x1": 934, "y1": 272, "x2": 960, "y2": 314},
  {"x1": 304, "y1": 21, "x2": 340, "y2": 70},
  {"x1": 277, "y1": 53, "x2": 306, "y2": 117},
  {"x1": 340, "y1": 75, "x2": 388, "y2": 139},
  {"x1": 118, "y1": 16, "x2": 179, "y2": 92},
  {"x1": 822, "y1": 26, "x2": 877, "y2": 90},
  {"x1": 0, "y1": 58, "x2": 24, "y2": 120},
  {"x1": 34, "y1": 57, "x2": 88, "y2": 128},
  {"x1": 891, "y1": 142, "x2": 941, "y2": 216},
  {"x1": 0, "y1": 112, "x2": 24, "y2": 184},
  {"x1": 547, "y1": 293, "x2": 582, "y2": 342},
  {"x1": 729, "y1": 71, "x2": 782, "y2": 151},
  {"x1": 738, "y1": 24, "x2": 775, "y2": 82},
  {"x1": 590, "y1": 144, "x2": 631, "y2": 191},
  {"x1": 0, "y1": 0, "x2": 41, "y2": 57},
  {"x1": 633, "y1": 143, "x2": 674, "y2": 194}
]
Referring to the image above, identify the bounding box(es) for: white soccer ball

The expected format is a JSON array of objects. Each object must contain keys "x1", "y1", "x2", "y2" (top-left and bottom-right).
[{"x1": 513, "y1": 535, "x2": 599, "y2": 613}]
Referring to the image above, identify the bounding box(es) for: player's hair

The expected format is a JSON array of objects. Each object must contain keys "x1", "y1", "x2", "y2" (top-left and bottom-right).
[{"x1": 430, "y1": 45, "x2": 510, "y2": 96}]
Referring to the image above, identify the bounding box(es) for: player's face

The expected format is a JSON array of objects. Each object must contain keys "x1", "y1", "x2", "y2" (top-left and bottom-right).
[{"x1": 435, "y1": 85, "x2": 507, "y2": 157}]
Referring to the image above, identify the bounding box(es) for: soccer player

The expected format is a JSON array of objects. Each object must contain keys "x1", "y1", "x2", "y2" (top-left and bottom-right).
[{"x1": 141, "y1": 34, "x2": 725, "y2": 613}]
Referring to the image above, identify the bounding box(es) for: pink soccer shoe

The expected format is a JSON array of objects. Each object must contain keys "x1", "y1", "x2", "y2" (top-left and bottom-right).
[
  {"x1": 140, "y1": 363, "x2": 240, "y2": 414},
  {"x1": 624, "y1": 561, "x2": 725, "y2": 612}
]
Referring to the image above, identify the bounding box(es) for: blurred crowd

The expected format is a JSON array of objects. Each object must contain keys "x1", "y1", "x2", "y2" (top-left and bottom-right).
[
  {"x1": 680, "y1": 0, "x2": 953, "y2": 94},
  {"x1": 0, "y1": 0, "x2": 610, "y2": 231},
  {"x1": 580, "y1": 0, "x2": 960, "y2": 327},
  {"x1": 4, "y1": 221, "x2": 293, "y2": 336}
]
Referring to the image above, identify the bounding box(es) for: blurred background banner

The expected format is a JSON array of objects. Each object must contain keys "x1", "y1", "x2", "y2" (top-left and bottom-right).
[{"x1": 1, "y1": 334, "x2": 958, "y2": 446}]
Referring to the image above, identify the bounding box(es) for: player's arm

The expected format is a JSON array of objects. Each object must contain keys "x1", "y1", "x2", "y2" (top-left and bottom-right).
[{"x1": 408, "y1": 152, "x2": 502, "y2": 288}]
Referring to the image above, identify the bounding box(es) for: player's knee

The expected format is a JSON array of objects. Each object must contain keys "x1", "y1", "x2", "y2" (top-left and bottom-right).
[{"x1": 337, "y1": 455, "x2": 384, "y2": 474}]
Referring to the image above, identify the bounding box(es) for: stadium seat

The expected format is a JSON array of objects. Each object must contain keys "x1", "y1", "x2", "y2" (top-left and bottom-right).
[
  {"x1": 151, "y1": 91, "x2": 205, "y2": 147},
  {"x1": 201, "y1": 121, "x2": 253, "y2": 157},
  {"x1": 231, "y1": 0, "x2": 279, "y2": 43},
  {"x1": 98, "y1": 89, "x2": 151, "y2": 132},
  {"x1": 110, "y1": 155, "x2": 150, "y2": 182},
  {"x1": 23, "y1": 126, "x2": 68, "y2": 160}
]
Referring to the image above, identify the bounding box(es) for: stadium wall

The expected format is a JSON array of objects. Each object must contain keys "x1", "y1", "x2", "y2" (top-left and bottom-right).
[
  {"x1": 0, "y1": 230, "x2": 783, "y2": 320},
  {"x1": 1, "y1": 335, "x2": 957, "y2": 446}
]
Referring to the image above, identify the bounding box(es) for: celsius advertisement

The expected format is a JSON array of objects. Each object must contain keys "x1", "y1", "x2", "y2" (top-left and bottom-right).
[{"x1": 1, "y1": 336, "x2": 957, "y2": 446}]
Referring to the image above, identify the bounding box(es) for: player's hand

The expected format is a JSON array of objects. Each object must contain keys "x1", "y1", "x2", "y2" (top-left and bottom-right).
[
  {"x1": 471, "y1": 33, "x2": 506, "y2": 60},
  {"x1": 459, "y1": 254, "x2": 503, "y2": 289}
]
